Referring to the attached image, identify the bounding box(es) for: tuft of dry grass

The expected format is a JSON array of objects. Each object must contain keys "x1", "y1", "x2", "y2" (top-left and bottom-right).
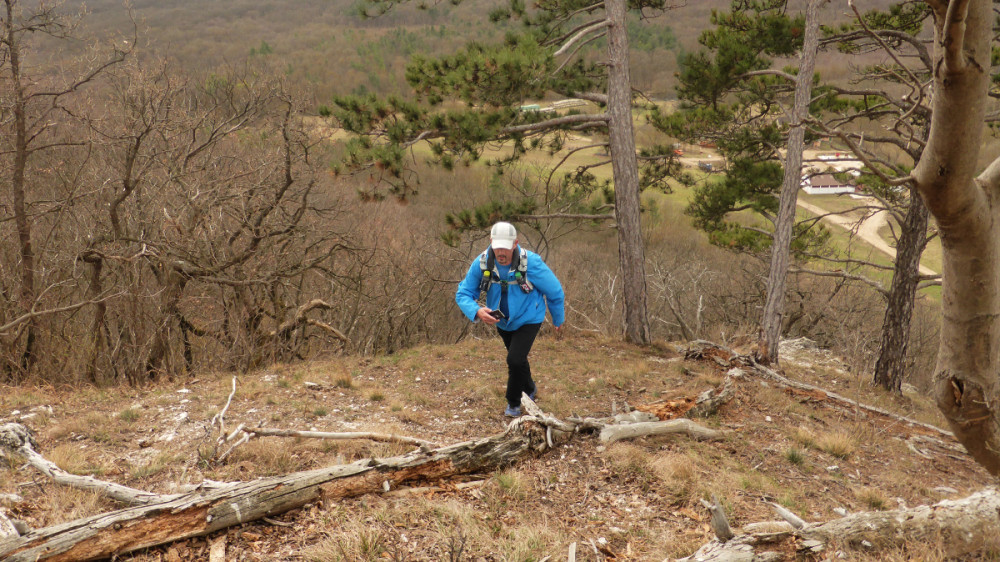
[
  {"x1": 118, "y1": 407, "x2": 141, "y2": 423},
  {"x1": 305, "y1": 528, "x2": 389, "y2": 562},
  {"x1": 606, "y1": 442, "x2": 651, "y2": 473},
  {"x1": 649, "y1": 451, "x2": 702, "y2": 504},
  {"x1": 790, "y1": 426, "x2": 817, "y2": 448},
  {"x1": 131, "y1": 450, "x2": 185, "y2": 481},
  {"x1": 816, "y1": 431, "x2": 856, "y2": 459},
  {"x1": 784, "y1": 447, "x2": 805, "y2": 465},
  {"x1": 790, "y1": 427, "x2": 855, "y2": 459},
  {"x1": 333, "y1": 373, "x2": 355, "y2": 389},
  {"x1": 492, "y1": 468, "x2": 529, "y2": 500},
  {"x1": 854, "y1": 486, "x2": 890, "y2": 511},
  {"x1": 216, "y1": 438, "x2": 299, "y2": 477},
  {"x1": 46, "y1": 443, "x2": 95, "y2": 476},
  {"x1": 42, "y1": 486, "x2": 109, "y2": 526}
]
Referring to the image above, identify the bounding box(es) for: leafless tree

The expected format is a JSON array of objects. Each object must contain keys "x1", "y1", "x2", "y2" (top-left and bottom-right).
[{"x1": 0, "y1": 0, "x2": 131, "y2": 381}]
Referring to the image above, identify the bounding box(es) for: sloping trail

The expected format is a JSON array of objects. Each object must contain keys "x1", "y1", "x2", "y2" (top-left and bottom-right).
[{"x1": 797, "y1": 199, "x2": 937, "y2": 276}]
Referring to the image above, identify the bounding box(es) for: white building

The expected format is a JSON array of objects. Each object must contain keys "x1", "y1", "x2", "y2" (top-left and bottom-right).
[{"x1": 801, "y1": 173, "x2": 856, "y2": 195}]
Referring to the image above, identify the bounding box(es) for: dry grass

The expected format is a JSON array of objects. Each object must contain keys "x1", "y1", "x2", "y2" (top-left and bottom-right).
[
  {"x1": 46, "y1": 443, "x2": 98, "y2": 476},
  {"x1": 118, "y1": 408, "x2": 141, "y2": 423},
  {"x1": 332, "y1": 373, "x2": 355, "y2": 389},
  {"x1": 784, "y1": 447, "x2": 805, "y2": 465},
  {"x1": 790, "y1": 426, "x2": 817, "y2": 449},
  {"x1": 304, "y1": 528, "x2": 390, "y2": 562},
  {"x1": 303, "y1": 493, "x2": 564, "y2": 562},
  {"x1": 789, "y1": 426, "x2": 856, "y2": 459},
  {"x1": 0, "y1": 334, "x2": 995, "y2": 560},
  {"x1": 41, "y1": 487, "x2": 109, "y2": 526},
  {"x1": 816, "y1": 431, "x2": 857, "y2": 460},
  {"x1": 649, "y1": 451, "x2": 703, "y2": 504},
  {"x1": 215, "y1": 438, "x2": 300, "y2": 478},
  {"x1": 130, "y1": 450, "x2": 185, "y2": 481},
  {"x1": 853, "y1": 486, "x2": 891, "y2": 511}
]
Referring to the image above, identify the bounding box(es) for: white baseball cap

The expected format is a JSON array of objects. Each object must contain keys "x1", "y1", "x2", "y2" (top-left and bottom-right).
[{"x1": 490, "y1": 222, "x2": 517, "y2": 250}]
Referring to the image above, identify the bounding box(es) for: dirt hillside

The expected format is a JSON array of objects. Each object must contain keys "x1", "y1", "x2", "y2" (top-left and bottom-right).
[{"x1": 0, "y1": 333, "x2": 995, "y2": 561}]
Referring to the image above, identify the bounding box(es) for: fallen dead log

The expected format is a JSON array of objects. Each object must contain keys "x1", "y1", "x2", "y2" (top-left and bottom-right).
[
  {"x1": 599, "y1": 418, "x2": 728, "y2": 443},
  {"x1": 689, "y1": 371, "x2": 738, "y2": 418},
  {"x1": 0, "y1": 423, "x2": 179, "y2": 507},
  {"x1": 244, "y1": 427, "x2": 439, "y2": 449},
  {"x1": 799, "y1": 487, "x2": 1000, "y2": 551},
  {"x1": 747, "y1": 359, "x2": 954, "y2": 438},
  {"x1": 679, "y1": 487, "x2": 1000, "y2": 560},
  {"x1": 0, "y1": 394, "x2": 728, "y2": 561},
  {"x1": 0, "y1": 509, "x2": 19, "y2": 540},
  {"x1": 0, "y1": 419, "x2": 550, "y2": 561},
  {"x1": 687, "y1": 340, "x2": 955, "y2": 440},
  {"x1": 206, "y1": 378, "x2": 439, "y2": 463}
]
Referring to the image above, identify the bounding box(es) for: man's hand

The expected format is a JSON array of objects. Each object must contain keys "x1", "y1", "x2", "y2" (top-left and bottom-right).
[{"x1": 477, "y1": 307, "x2": 499, "y2": 325}]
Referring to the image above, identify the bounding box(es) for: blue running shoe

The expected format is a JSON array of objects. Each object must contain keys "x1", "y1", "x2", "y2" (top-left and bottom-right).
[
  {"x1": 504, "y1": 405, "x2": 522, "y2": 417},
  {"x1": 528, "y1": 390, "x2": 537, "y2": 402}
]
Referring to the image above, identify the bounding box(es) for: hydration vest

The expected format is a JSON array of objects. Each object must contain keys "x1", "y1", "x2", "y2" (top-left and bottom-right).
[{"x1": 478, "y1": 247, "x2": 534, "y2": 298}]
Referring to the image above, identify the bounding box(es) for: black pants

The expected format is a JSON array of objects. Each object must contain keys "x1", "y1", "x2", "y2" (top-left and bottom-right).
[{"x1": 497, "y1": 323, "x2": 541, "y2": 408}]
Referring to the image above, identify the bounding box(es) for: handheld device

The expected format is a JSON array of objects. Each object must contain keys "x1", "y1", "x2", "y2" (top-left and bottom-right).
[{"x1": 489, "y1": 309, "x2": 506, "y2": 320}]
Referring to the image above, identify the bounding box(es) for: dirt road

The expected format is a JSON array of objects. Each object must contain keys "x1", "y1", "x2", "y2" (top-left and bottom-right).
[{"x1": 797, "y1": 199, "x2": 937, "y2": 276}]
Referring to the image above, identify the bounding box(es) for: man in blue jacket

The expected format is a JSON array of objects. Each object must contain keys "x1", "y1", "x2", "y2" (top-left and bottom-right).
[{"x1": 456, "y1": 222, "x2": 565, "y2": 417}]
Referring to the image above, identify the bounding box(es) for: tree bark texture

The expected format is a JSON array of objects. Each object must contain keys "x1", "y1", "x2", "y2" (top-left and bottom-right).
[
  {"x1": 758, "y1": 0, "x2": 822, "y2": 364},
  {"x1": 142, "y1": 266, "x2": 187, "y2": 382},
  {"x1": 872, "y1": 191, "x2": 929, "y2": 391},
  {"x1": 4, "y1": 0, "x2": 37, "y2": 377},
  {"x1": 605, "y1": 0, "x2": 650, "y2": 345},
  {"x1": 0, "y1": 422, "x2": 549, "y2": 561},
  {"x1": 598, "y1": 418, "x2": 727, "y2": 443},
  {"x1": 82, "y1": 252, "x2": 106, "y2": 385},
  {"x1": 681, "y1": 488, "x2": 1000, "y2": 561},
  {"x1": 911, "y1": 0, "x2": 1000, "y2": 476}
]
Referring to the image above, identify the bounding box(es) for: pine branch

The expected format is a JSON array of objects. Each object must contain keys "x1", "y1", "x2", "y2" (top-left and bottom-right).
[{"x1": 554, "y1": 20, "x2": 610, "y2": 57}]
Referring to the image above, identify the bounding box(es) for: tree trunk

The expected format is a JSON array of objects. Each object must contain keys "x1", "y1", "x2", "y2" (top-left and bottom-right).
[
  {"x1": 82, "y1": 252, "x2": 106, "y2": 385},
  {"x1": 872, "y1": 191, "x2": 929, "y2": 392},
  {"x1": 910, "y1": 0, "x2": 1000, "y2": 476},
  {"x1": 605, "y1": 0, "x2": 649, "y2": 345},
  {"x1": 758, "y1": 0, "x2": 822, "y2": 364},
  {"x1": 0, "y1": 421, "x2": 550, "y2": 561},
  {"x1": 142, "y1": 265, "x2": 186, "y2": 382},
  {"x1": 4, "y1": 0, "x2": 37, "y2": 377}
]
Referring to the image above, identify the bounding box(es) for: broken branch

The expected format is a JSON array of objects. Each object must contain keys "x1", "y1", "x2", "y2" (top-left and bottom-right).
[{"x1": 244, "y1": 427, "x2": 440, "y2": 449}]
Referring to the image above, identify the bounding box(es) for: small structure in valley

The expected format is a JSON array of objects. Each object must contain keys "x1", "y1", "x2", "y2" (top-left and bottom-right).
[{"x1": 801, "y1": 173, "x2": 856, "y2": 195}]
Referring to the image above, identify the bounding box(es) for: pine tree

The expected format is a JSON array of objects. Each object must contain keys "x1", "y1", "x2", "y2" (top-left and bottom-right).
[
  {"x1": 659, "y1": 0, "x2": 938, "y2": 376},
  {"x1": 328, "y1": 0, "x2": 688, "y2": 344}
]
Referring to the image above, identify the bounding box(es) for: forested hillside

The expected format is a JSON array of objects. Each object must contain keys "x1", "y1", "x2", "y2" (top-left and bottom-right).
[
  {"x1": 0, "y1": 0, "x2": 948, "y2": 422},
  {"x1": 4, "y1": 0, "x2": 999, "y2": 559},
  {"x1": 56, "y1": 0, "x2": 694, "y2": 99}
]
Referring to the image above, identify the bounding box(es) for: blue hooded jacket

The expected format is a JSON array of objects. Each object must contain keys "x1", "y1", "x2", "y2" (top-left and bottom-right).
[{"x1": 455, "y1": 248, "x2": 565, "y2": 331}]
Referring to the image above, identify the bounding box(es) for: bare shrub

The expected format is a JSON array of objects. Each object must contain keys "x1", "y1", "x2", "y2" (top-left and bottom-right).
[{"x1": 2, "y1": 52, "x2": 482, "y2": 384}]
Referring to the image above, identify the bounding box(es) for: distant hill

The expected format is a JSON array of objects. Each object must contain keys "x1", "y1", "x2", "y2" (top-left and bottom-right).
[
  {"x1": 60, "y1": 0, "x2": 692, "y2": 100},
  {"x1": 37, "y1": 0, "x2": 906, "y2": 102}
]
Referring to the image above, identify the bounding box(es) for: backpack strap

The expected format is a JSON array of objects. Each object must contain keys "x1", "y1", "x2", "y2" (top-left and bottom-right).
[
  {"x1": 478, "y1": 246, "x2": 533, "y2": 298},
  {"x1": 478, "y1": 249, "x2": 494, "y2": 297},
  {"x1": 514, "y1": 247, "x2": 533, "y2": 293}
]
